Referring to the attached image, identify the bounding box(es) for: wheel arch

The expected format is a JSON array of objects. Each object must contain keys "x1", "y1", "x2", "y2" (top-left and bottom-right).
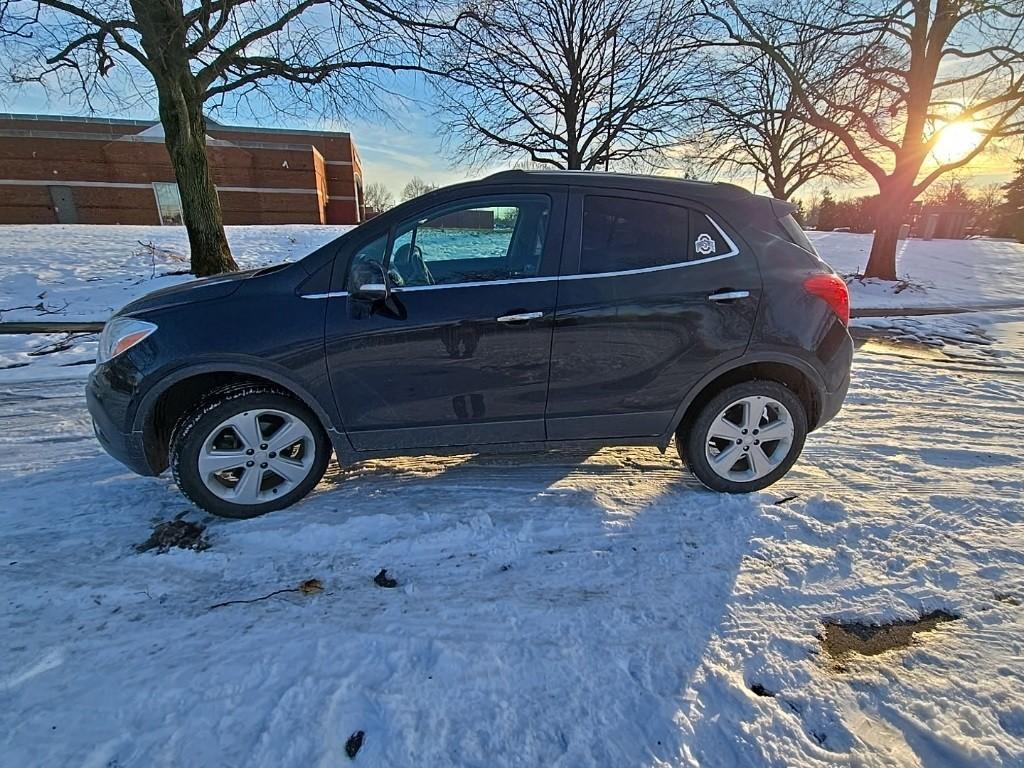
[
  {"x1": 665, "y1": 353, "x2": 825, "y2": 447},
  {"x1": 133, "y1": 361, "x2": 343, "y2": 474}
]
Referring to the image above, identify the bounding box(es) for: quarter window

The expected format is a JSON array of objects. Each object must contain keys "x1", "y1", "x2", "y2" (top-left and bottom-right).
[
  {"x1": 581, "y1": 196, "x2": 689, "y2": 274},
  {"x1": 689, "y1": 210, "x2": 734, "y2": 261},
  {"x1": 388, "y1": 197, "x2": 550, "y2": 287}
]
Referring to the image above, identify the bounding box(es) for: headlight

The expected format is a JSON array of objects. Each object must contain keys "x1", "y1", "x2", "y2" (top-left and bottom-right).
[{"x1": 97, "y1": 317, "x2": 157, "y2": 363}]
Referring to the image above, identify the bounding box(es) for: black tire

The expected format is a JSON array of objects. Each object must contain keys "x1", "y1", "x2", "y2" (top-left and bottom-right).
[
  {"x1": 170, "y1": 385, "x2": 331, "y2": 518},
  {"x1": 679, "y1": 380, "x2": 808, "y2": 493}
]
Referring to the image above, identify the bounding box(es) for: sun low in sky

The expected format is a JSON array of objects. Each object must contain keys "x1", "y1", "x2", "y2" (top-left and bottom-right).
[{"x1": 931, "y1": 120, "x2": 983, "y2": 164}]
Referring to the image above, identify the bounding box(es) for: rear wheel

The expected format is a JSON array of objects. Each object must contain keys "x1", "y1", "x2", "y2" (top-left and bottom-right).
[
  {"x1": 170, "y1": 386, "x2": 331, "y2": 518},
  {"x1": 679, "y1": 380, "x2": 807, "y2": 493}
]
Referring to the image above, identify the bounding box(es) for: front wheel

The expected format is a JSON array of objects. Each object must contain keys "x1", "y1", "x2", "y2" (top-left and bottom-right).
[
  {"x1": 679, "y1": 380, "x2": 807, "y2": 493},
  {"x1": 170, "y1": 386, "x2": 331, "y2": 518}
]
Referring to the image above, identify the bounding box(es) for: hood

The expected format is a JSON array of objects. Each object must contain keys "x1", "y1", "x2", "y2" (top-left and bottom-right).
[{"x1": 118, "y1": 264, "x2": 289, "y2": 316}]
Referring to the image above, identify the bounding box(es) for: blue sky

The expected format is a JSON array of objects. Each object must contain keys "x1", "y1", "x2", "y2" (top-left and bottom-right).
[{"x1": 321, "y1": 72, "x2": 492, "y2": 193}]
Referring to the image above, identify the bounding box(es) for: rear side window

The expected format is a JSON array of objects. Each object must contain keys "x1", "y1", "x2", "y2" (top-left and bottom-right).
[
  {"x1": 778, "y1": 213, "x2": 817, "y2": 255},
  {"x1": 581, "y1": 196, "x2": 689, "y2": 274}
]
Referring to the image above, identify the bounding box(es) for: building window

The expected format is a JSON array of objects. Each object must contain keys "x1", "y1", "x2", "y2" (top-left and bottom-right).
[{"x1": 153, "y1": 182, "x2": 184, "y2": 225}]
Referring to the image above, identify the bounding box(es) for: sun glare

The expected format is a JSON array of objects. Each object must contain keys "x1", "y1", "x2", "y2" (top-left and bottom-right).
[{"x1": 931, "y1": 121, "x2": 982, "y2": 163}]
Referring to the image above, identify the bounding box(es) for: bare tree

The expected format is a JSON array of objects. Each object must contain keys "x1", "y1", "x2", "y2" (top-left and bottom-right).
[
  {"x1": 363, "y1": 181, "x2": 395, "y2": 212},
  {"x1": 972, "y1": 182, "x2": 1005, "y2": 235},
  {"x1": 434, "y1": 0, "x2": 707, "y2": 171},
  {"x1": 712, "y1": 0, "x2": 1024, "y2": 279},
  {"x1": 1, "y1": 0, "x2": 470, "y2": 275},
  {"x1": 694, "y1": 23, "x2": 854, "y2": 199},
  {"x1": 401, "y1": 176, "x2": 438, "y2": 201}
]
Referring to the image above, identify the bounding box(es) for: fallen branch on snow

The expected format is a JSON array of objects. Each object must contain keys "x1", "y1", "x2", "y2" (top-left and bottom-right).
[{"x1": 209, "y1": 578, "x2": 323, "y2": 610}]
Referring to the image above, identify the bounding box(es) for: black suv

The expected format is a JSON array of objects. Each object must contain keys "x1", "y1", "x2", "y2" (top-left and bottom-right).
[{"x1": 87, "y1": 171, "x2": 852, "y2": 518}]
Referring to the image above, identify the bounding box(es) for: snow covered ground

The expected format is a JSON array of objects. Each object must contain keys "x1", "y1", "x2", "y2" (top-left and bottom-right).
[
  {"x1": 2, "y1": 313, "x2": 1023, "y2": 766},
  {"x1": 807, "y1": 231, "x2": 1024, "y2": 312},
  {"x1": 0, "y1": 224, "x2": 349, "y2": 324},
  {"x1": 2, "y1": 224, "x2": 1024, "y2": 765}
]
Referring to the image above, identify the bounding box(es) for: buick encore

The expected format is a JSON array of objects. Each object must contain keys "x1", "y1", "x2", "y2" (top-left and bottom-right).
[{"x1": 87, "y1": 171, "x2": 853, "y2": 517}]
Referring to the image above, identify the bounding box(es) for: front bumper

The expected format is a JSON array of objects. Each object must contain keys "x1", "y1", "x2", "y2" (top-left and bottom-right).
[{"x1": 86, "y1": 365, "x2": 157, "y2": 476}]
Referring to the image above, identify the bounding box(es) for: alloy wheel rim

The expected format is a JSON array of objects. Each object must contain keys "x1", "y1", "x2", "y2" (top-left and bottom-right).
[
  {"x1": 704, "y1": 395, "x2": 795, "y2": 482},
  {"x1": 198, "y1": 408, "x2": 316, "y2": 504}
]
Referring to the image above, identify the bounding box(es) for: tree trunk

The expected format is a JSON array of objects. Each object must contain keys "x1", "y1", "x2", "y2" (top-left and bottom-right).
[
  {"x1": 764, "y1": 176, "x2": 786, "y2": 200},
  {"x1": 566, "y1": 141, "x2": 582, "y2": 170},
  {"x1": 864, "y1": 215, "x2": 900, "y2": 280},
  {"x1": 158, "y1": 89, "x2": 238, "y2": 276},
  {"x1": 130, "y1": 0, "x2": 237, "y2": 276},
  {"x1": 864, "y1": 172, "x2": 916, "y2": 281}
]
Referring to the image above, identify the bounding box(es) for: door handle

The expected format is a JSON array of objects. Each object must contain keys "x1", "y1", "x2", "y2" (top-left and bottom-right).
[
  {"x1": 497, "y1": 311, "x2": 544, "y2": 323},
  {"x1": 707, "y1": 290, "x2": 750, "y2": 302}
]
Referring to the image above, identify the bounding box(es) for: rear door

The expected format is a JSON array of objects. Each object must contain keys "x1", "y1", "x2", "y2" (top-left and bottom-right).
[
  {"x1": 325, "y1": 189, "x2": 566, "y2": 450},
  {"x1": 545, "y1": 189, "x2": 760, "y2": 440}
]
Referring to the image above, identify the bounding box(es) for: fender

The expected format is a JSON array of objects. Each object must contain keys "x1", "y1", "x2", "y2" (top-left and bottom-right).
[
  {"x1": 660, "y1": 350, "x2": 827, "y2": 447},
  {"x1": 130, "y1": 354, "x2": 351, "y2": 452}
]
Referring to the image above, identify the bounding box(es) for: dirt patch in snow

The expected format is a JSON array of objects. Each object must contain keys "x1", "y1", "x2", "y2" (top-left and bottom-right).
[
  {"x1": 345, "y1": 730, "x2": 365, "y2": 758},
  {"x1": 820, "y1": 610, "x2": 959, "y2": 661},
  {"x1": 135, "y1": 520, "x2": 210, "y2": 554}
]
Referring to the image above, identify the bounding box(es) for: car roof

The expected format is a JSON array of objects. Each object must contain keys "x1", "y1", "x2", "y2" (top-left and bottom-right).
[{"x1": 479, "y1": 169, "x2": 753, "y2": 203}]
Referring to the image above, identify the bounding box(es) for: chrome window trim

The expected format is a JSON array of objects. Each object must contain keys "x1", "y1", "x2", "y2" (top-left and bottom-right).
[
  {"x1": 705, "y1": 213, "x2": 741, "y2": 259},
  {"x1": 299, "y1": 213, "x2": 739, "y2": 298},
  {"x1": 561, "y1": 252, "x2": 730, "y2": 281}
]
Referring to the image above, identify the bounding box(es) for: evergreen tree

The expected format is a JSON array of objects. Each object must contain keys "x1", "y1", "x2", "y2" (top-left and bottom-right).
[
  {"x1": 817, "y1": 189, "x2": 838, "y2": 231},
  {"x1": 1000, "y1": 160, "x2": 1024, "y2": 243}
]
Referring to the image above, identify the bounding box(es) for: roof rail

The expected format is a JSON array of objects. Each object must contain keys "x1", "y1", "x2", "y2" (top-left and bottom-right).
[{"x1": 481, "y1": 169, "x2": 752, "y2": 197}]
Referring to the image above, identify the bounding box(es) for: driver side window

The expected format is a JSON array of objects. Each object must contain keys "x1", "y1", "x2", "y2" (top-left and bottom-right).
[{"x1": 388, "y1": 197, "x2": 550, "y2": 288}]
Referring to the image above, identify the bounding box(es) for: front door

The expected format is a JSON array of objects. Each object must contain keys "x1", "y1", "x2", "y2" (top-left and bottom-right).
[
  {"x1": 545, "y1": 190, "x2": 761, "y2": 440},
  {"x1": 325, "y1": 190, "x2": 566, "y2": 450}
]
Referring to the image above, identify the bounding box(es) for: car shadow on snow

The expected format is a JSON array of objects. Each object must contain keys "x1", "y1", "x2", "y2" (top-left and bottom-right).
[
  {"x1": 1, "y1": 446, "x2": 836, "y2": 766},
  {"x1": 215, "y1": 448, "x2": 823, "y2": 764}
]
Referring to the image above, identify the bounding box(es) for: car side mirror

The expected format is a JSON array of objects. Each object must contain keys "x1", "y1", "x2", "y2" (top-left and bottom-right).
[{"x1": 351, "y1": 262, "x2": 389, "y2": 301}]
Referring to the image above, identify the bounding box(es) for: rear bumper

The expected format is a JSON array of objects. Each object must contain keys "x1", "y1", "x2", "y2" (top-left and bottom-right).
[
  {"x1": 86, "y1": 365, "x2": 157, "y2": 476},
  {"x1": 814, "y1": 328, "x2": 854, "y2": 430},
  {"x1": 816, "y1": 368, "x2": 850, "y2": 429}
]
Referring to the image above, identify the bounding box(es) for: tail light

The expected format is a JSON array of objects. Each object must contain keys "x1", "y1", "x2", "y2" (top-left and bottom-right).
[{"x1": 803, "y1": 274, "x2": 849, "y2": 326}]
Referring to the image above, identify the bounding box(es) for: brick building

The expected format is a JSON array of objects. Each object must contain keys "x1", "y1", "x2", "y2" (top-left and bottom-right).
[{"x1": 0, "y1": 113, "x2": 364, "y2": 226}]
